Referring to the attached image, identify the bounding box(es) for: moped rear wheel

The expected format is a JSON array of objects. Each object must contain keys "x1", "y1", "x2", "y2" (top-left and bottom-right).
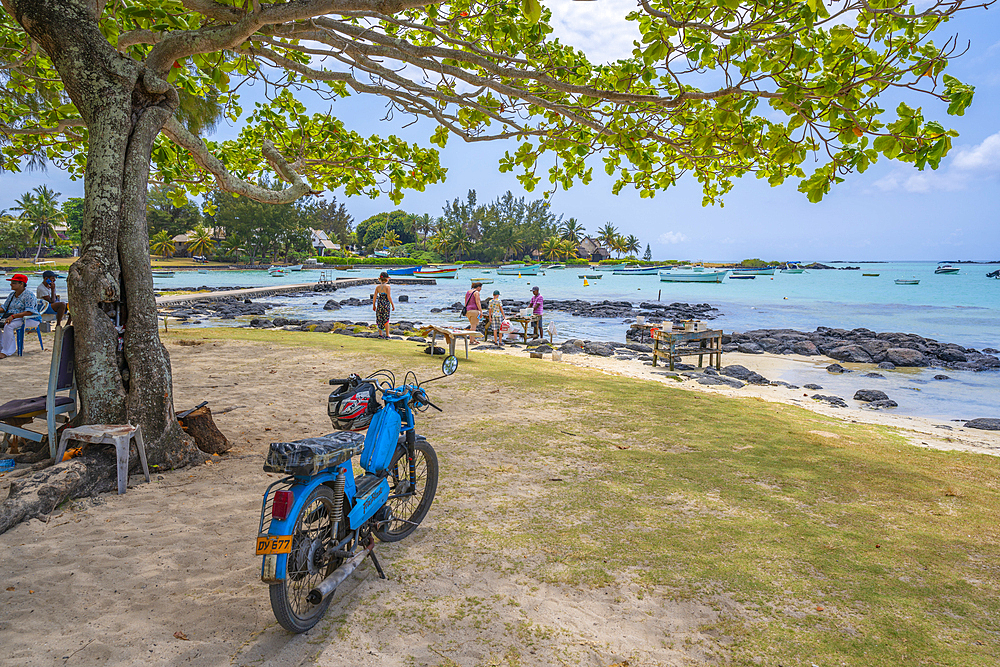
[
  {"x1": 269, "y1": 486, "x2": 342, "y2": 633},
  {"x1": 373, "y1": 439, "x2": 439, "y2": 542}
]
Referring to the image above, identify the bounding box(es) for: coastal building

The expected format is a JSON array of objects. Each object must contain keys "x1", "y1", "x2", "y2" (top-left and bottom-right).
[
  {"x1": 171, "y1": 227, "x2": 226, "y2": 258},
  {"x1": 310, "y1": 228, "x2": 340, "y2": 256},
  {"x1": 576, "y1": 236, "x2": 610, "y2": 262}
]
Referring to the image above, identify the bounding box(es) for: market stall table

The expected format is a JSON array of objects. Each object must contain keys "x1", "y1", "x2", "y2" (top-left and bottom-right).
[
  {"x1": 419, "y1": 324, "x2": 482, "y2": 359},
  {"x1": 506, "y1": 315, "x2": 540, "y2": 344},
  {"x1": 652, "y1": 328, "x2": 723, "y2": 371}
]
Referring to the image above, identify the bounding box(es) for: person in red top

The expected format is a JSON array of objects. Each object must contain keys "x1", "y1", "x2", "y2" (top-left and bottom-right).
[{"x1": 529, "y1": 285, "x2": 544, "y2": 339}]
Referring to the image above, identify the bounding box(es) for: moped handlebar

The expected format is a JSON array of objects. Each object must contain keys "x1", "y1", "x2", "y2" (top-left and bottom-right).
[{"x1": 328, "y1": 378, "x2": 351, "y2": 386}]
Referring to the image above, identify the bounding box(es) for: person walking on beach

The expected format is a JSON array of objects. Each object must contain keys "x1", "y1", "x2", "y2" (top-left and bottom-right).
[
  {"x1": 1, "y1": 274, "x2": 41, "y2": 359},
  {"x1": 529, "y1": 285, "x2": 544, "y2": 339},
  {"x1": 36, "y1": 270, "x2": 69, "y2": 325},
  {"x1": 464, "y1": 282, "x2": 483, "y2": 331},
  {"x1": 488, "y1": 289, "x2": 505, "y2": 347},
  {"x1": 372, "y1": 272, "x2": 394, "y2": 339}
]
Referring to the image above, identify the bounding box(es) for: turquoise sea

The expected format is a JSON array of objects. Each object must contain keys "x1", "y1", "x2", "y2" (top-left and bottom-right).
[{"x1": 138, "y1": 261, "x2": 1000, "y2": 423}]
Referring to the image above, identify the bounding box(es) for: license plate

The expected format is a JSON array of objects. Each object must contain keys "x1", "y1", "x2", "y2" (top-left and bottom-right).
[{"x1": 256, "y1": 535, "x2": 292, "y2": 555}]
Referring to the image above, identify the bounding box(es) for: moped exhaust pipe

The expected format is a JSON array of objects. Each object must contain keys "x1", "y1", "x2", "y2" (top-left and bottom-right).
[{"x1": 306, "y1": 542, "x2": 374, "y2": 605}]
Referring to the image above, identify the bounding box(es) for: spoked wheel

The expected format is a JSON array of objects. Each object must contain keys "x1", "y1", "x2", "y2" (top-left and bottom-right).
[
  {"x1": 374, "y1": 439, "x2": 439, "y2": 542},
  {"x1": 269, "y1": 486, "x2": 345, "y2": 633}
]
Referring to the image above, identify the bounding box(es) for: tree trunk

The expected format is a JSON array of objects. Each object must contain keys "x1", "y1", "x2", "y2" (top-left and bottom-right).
[{"x1": 9, "y1": 0, "x2": 202, "y2": 474}]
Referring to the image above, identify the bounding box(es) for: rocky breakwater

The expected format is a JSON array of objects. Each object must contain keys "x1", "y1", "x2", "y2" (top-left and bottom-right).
[
  {"x1": 433, "y1": 296, "x2": 719, "y2": 325},
  {"x1": 724, "y1": 327, "x2": 1000, "y2": 372},
  {"x1": 159, "y1": 295, "x2": 273, "y2": 322}
]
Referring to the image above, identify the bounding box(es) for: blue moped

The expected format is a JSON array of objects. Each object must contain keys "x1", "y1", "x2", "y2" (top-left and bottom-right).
[{"x1": 256, "y1": 355, "x2": 457, "y2": 632}]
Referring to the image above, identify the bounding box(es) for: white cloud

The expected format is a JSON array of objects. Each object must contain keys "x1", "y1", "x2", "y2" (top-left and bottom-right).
[
  {"x1": 951, "y1": 131, "x2": 1000, "y2": 172},
  {"x1": 658, "y1": 232, "x2": 687, "y2": 244},
  {"x1": 547, "y1": 0, "x2": 639, "y2": 64}
]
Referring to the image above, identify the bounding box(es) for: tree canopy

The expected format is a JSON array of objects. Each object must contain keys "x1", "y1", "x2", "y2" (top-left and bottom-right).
[{"x1": 0, "y1": 0, "x2": 982, "y2": 208}]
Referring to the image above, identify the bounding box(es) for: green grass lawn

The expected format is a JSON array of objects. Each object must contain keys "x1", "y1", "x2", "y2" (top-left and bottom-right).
[{"x1": 170, "y1": 328, "x2": 1000, "y2": 665}]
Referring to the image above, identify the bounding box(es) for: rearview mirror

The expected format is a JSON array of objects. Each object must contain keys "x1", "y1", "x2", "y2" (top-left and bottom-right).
[{"x1": 442, "y1": 355, "x2": 458, "y2": 376}]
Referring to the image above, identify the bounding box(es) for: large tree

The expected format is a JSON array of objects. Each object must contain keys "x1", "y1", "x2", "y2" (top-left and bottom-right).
[{"x1": 0, "y1": 0, "x2": 982, "y2": 496}]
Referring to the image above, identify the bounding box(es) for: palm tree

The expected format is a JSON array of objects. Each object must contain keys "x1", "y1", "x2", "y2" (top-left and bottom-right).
[
  {"x1": 447, "y1": 225, "x2": 471, "y2": 260},
  {"x1": 609, "y1": 233, "x2": 627, "y2": 259},
  {"x1": 221, "y1": 236, "x2": 244, "y2": 260},
  {"x1": 559, "y1": 238, "x2": 577, "y2": 261},
  {"x1": 430, "y1": 231, "x2": 452, "y2": 260},
  {"x1": 382, "y1": 229, "x2": 401, "y2": 248},
  {"x1": 186, "y1": 225, "x2": 216, "y2": 257},
  {"x1": 597, "y1": 222, "x2": 618, "y2": 252},
  {"x1": 540, "y1": 236, "x2": 563, "y2": 261},
  {"x1": 624, "y1": 235, "x2": 641, "y2": 257},
  {"x1": 13, "y1": 185, "x2": 64, "y2": 263},
  {"x1": 150, "y1": 230, "x2": 175, "y2": 258},
  {"x1": 559, "y1": 218, "x2": 586, "y2": 244},
  {"x1": 415, "y1": 213, "x2": 435, "y2": 247}
]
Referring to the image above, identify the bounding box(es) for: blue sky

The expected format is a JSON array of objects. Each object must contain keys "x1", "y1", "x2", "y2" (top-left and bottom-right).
[{"x1": 2, "y1": 1, "x2": 998, "y2": 262}]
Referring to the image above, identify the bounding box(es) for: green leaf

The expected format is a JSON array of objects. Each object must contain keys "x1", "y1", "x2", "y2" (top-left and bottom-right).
[{"x1": 521, "y1": 0, "x2": 542, "y2": 25}]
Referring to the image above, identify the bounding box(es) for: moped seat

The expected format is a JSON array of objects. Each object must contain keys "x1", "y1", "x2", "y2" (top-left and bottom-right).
[{"x1": 264, "y1": 431, "x2": 364, "y2": 476}]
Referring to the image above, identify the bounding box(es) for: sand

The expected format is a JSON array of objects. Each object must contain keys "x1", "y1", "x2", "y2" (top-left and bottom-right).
[{"x1": 1, "y1": 334, "x2": 999, "y2": 666}]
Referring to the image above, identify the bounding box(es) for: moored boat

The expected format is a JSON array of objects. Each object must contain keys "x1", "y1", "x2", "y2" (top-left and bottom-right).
[
  {"x1": 497, "y1": 263, "x2": 541, "y2": 275},
  {"x1": 475, "y1": 278, "x2": 495, "y2": 284},
  {"x1": 544, "y1": 264, "x2": 566, "y2": 269},
  {"x1": 729, "y1": 275, "x2": 755, "y2": 280},
  {"x1": 413, "y1": 267, "x2": 459, "y2": 278},
  {"x1": 780, "y1": 268, "x2": 805, "y2": 274},
  {"x1": 935, "y1": 262, "x2": 960, "y2": 274},
  {"x1": 612, "y1": 265, "x2": 661, "y2": 275},
  {"x1": 732, "y1": 267, "x2": 776, "y2": 276},
  {"x1": 151, "y1": 270, "x2": 175, "y2": 278},
  {"x1": 287, "y1": 264, "x2": 303, "y2": 271},
  {"x1": 386, "y1": 265, "x2": 422, "y2": 276},
  {"x1": 268, "y1": 268, "x2": 285, "y2": 276},
  {"x1": 660, "y1": 270, "x2": 728, "y2": 283},
  {"x1": 895, "y1": 278, "x2": 920, "y2": 285},
  {"x1": 862, "y1": 273, "x2": 880, "y2": 277},
  {"x1": 577, "y1": 274, "x2": 603, "y2": 279}
]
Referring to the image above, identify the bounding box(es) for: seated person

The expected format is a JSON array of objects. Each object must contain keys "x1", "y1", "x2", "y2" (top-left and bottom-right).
[
  {"x1": 1, "y1": 273, "x2": 42, "y2": 359},
  {"x1": 36, "y1": 270, "x2": 69, "y2": 325}
]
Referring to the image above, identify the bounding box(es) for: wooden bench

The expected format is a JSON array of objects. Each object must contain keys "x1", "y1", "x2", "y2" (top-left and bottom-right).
[{"x1": 419, "y1": 325, "x2": 482, "y2": 359}]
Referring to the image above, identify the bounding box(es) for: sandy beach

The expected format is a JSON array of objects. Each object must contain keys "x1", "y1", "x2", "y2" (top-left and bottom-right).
[{"x1": 2, "y1": 333, "x2": 999, "y2": 666}]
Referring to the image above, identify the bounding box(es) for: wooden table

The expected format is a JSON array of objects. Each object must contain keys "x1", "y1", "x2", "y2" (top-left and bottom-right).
[
  {"x1": 629, "y1": 322, "x2": 661, "y2": 344},
  {"x1": 506, "y1": 315, "x2": 539, "y2": 344},
  {"x1": 652, "y1": 328, "x2": 723, "y2": 371},
  {"x1": 420, "y1": 325, "x2": 482, "y2": 359}
]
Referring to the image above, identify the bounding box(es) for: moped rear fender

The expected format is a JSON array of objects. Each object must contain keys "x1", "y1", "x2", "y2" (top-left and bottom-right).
[{"x1": 260, "y1": 463, "x2": 356, "y2": 582}]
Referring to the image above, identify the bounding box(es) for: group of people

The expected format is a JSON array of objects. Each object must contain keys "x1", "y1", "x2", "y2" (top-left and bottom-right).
[
  {"x1": 464, "y1": 283, "x2": 544, "y2": 347},
  {"x1": 0, "y1": 270, "x2": 68, "y2": 359}
]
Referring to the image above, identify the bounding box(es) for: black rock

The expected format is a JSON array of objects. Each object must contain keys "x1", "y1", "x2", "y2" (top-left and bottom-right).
[
  {"x1": 323, "y1": 300, "x2": 341, "y2": 310},
  {"x1": 964, "y1": 418, "x2": 1000, "y2": 431},
  {"x1": 826, "y1": 364, "x2": 849, "y2": 374},
  {"x1": 398, "y1": 295, "x2": 409, "y2": 302},
  {"x1": 584, "y1": 342, "x2": 614, "y2": 357},
  {"x1": 423, "y1": 345, "x2": 446, "y2": 355},
  {"x1": 933, "y1": 374, "x2": 951, "y2": 380},
  {"x1": 720, "y1": 364, "x2": 769, "y2": 384},
  {"x1": 862, "y1": 372, "x2": 885, "y2": 379},
  {"x1": 811, "y1": 394, "x2": 848, "y2": 408},
  {"x1": 697, "y1": 376, "x2": 745, "y2": 388},
  {"x1": 863, "y1": 399, "x2": 898, "y2": 410},
  {"x1": 877, "y1": 362, "x2": 896, "y2": 370},
  {"x1": 854, "y1": 389, "x2": 890, "y2": 402},
  {"x1": 803, "y1": 383, "x2": 823, "y2": 390}
]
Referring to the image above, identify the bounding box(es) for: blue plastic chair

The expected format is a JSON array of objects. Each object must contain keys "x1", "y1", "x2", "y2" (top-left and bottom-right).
[{"x1": 15, "y1": 318, "x2": 44, "y2": 356}]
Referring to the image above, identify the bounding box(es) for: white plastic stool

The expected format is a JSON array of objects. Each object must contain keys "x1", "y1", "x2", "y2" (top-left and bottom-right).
[{"x1": 55, "y1": 424, "x2": 151, "y2": 495}]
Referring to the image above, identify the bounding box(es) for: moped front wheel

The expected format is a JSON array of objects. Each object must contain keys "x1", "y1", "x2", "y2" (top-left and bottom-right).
[
  {"x1": 373, "y1": 439, "x2": 439, "y2": 542},
  {"x1": 269, "y1": 486, "x2": 342, "y2": 633}
]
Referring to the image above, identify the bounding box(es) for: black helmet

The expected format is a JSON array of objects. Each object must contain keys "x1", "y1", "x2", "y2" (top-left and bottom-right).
[{"x1": 328, "y1": 380, "x2": 379, "y2": 431}]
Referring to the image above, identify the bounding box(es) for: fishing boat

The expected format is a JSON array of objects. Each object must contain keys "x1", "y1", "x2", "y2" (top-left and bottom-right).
[
  {"x1": 577, "y1": 274, "x2": 603, "y2": 279},
  {"x1": 729, "y1": 275, "x2": 755, "y2": 280},
  {"x1": 268, "y1": 268, "x2": 285, "y2": 276},
  {"x1": 595, "y1": 265, "x2": 618, "y2": 271},
  {"x1": 475, "y1": 278, "x2": 495, "y2": 285},
  {"x1": 935, "y1": 262, "x2": 960, "y2": 274},
  {"x1": 612, "y1": 265, "x2": 661, "y2": 275},
  {"x1": 895, "y1": 278, "x2": 920, "y2": 285},
  {"x1": 660, "y1": 270, "x2": 728, "y2": 283},
  {"x1": 862, "y1": 273, "x2": 880, "y2": 277},
  {"x1": 386, "y1": 265, "x2": 422, "y2": 276},
  {"x1": 413, "y1": 267, "x2": 459, "y2": 278},
  {"x1": 197, "y1": 269, "x2": 208, "y2": 274},
  {"x1": 544, "y1": 264, "x2": 566, "y2": 269},
  {"x1": 731, "y1": 267, "x2": 776, "y2": 276},
  {"x1": 497, "y1": 263, "x2": 541, "y2": 275},
  {"x1": 287, "y1": 264, "x2": 303, "y2": 272},
  {"x1": 780, "y1": 268, "x2": 805, "y2": 274},
  {"x1": 151, "y1": 270, "x2": 175, "y2": 278}
]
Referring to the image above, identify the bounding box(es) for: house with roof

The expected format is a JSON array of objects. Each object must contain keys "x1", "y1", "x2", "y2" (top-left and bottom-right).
[
  {"x1": 171, "y1": 227, "x2": 225, "y2": 257},
  {"x1": 576, "y1": 236, "x2": 610, "y2": 262},
  {"x1": 310, "y1": 228, "x2": 340, "y2": 256}
]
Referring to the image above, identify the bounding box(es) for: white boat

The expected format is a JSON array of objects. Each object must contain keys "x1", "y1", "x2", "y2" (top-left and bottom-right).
[
  {"x1": 659, "y1": 270, "x2": 728, "y2": 283},
  {"x1": 475, "y1": 278, "x2": 495, "y2": 284},
  {"x1": 268, "y1": 267, "x2": 285, "y2": 276},
  {"x1": 544, "y1": 264, "x2": 566, "y2": 269},
  {"x1": 287, "y1": 264, "x2": 303, "y2": 271},
  {"x1": 612, "y1": 265, "x2": 661, "y2": 275},
  {"x1": 935, "y1": 262, "x2": 960, "y2": 275},
  {"x1": 780, "y1": 268, "x2": 805, "y2": 274},
  {"x1": 497, "y1": 263, "x2": 541, "y2": 275},
  {"x1": 151, "y1": 270, "x2": 175, "y2": 278},
  {"x1": 731, "y1": 267, "x2": 776, "y2": 276},
  {"x1": 895, "y1": 278, "x2": 920, "y2": 285}
]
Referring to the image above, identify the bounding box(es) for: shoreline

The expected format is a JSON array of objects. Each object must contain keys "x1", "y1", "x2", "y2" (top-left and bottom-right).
[{"x1": 475, "y1": 344, "x2": 1000, "y2": 457}]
